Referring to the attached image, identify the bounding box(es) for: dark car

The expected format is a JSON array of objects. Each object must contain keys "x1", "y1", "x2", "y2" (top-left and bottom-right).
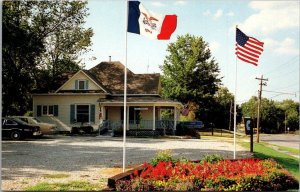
[{"x1": 2, "y1": 117, "x2": 41, "y2": 140}]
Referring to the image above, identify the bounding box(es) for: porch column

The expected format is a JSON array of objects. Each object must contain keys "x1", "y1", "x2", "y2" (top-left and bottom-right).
[
  {"x1": 174, "y1": 106, "x2": 177, "y2": 130},
  {"x1": 101, "y1": 106, "x2": 105, "y2": 120},
  {"x1": 153, "y1": 106, "x2": 156, "y2": 130},
  {"x1": 127, "y1": 106, "x2": 130, "y2": 130}
]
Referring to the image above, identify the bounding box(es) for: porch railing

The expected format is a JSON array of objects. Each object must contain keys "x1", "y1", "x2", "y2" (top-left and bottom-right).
[{"x1": 99, "y1": 120, "x2": 175, "y2": 132}]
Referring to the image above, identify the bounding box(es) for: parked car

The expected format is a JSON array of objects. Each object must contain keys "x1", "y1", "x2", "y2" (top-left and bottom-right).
[
  {"x1": 2, "y1": 117, "x2": 41, "y2": 140},
  {"x1": 11, "y1": 116, "x2": 58, "y2": 135}
]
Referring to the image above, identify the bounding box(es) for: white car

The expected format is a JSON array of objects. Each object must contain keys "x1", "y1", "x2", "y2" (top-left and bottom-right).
[{"x1": 12, "y1": 116, "x2": 58, "y2": 135}]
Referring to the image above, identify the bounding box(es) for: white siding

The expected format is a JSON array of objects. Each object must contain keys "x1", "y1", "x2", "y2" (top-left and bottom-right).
[{"x1": 33, "y1": 95, "x2": 100, "y2": 131}]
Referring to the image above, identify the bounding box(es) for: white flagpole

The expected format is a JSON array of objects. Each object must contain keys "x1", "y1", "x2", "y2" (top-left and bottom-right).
[
  {"x1": 123, "y1": 0, "x2": 128, "y2": 173},
  {"x1": 233, "y1": 25, "x2": 238, "y2": 159}
]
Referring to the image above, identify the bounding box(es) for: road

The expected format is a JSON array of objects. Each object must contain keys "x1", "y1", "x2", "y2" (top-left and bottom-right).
[{"x1": 260, "y1": 134, "x2": 299, "y2": 149}]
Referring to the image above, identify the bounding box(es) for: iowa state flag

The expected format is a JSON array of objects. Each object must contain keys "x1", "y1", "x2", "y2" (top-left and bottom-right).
[{"x1": 127, "y1": 1, "x2": 177, "y2": 40}]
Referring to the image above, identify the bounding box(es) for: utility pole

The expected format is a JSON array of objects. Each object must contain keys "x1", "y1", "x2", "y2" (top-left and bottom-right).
[{"x1": 255, "y1": 75, "x2": 268, "y2": 143}]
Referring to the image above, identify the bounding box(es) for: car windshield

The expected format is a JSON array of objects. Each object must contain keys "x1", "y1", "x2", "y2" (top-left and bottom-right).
[{"x1": 32, "y1": 117, "x2": 41, "y2": 123}]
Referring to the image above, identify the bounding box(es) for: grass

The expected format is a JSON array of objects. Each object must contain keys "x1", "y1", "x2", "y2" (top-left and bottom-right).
[
  {"x1": 241, "y1": 142, "x2": 299, "y2": 181},
  {"x1": 25, "y1": 181, "x2": 106, "y2": 191},
  {"x1": 42, "y1": 173, "x2": 70, "y2": 179},
  {"x1": 274, "y1": 145, "x2": 299, "y2": 156}
]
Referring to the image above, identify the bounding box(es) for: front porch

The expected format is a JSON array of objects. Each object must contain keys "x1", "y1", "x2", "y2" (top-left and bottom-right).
[
  {"x1": 98, "y1": 95, "x2": 183, "y2": 136},
  {"x1": 100, "y1": 119, "x2": 176, "y2": 136}
]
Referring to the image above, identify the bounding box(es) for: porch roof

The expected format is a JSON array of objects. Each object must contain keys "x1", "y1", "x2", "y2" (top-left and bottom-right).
[{"x1": 98, "y1": 96, "x2": 183, "y2": 107}]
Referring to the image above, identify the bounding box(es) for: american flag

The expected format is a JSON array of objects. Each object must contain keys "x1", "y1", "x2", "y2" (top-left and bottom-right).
[{"x1": 236, "y1": 28, "x2": 264, "y2": 66}]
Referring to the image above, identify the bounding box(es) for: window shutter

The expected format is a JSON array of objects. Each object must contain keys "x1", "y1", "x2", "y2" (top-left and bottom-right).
[
  {"x1": 90, "y1": 104, "x2": 95, "y2": 123},
  {"x1": 85, "y1": 80, "x2": 89, "y2": 90},
  {"x1": 70, "y1": 104, "x2": 75, "y2": 123},
  {"x1": 54, "y1": 105, "x2": 59, "y2": 116},
  {"x1": 37, "y1": 105, "x2": 42, "y2": 117},
  {"x1": 75, "y1": 80, "x2": 78, "y2": 90}
]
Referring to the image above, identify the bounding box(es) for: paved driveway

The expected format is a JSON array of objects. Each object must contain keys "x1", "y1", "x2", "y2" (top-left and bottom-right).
[{"x1": 2, "y1": 135, "x2": 250, "y2": 190}]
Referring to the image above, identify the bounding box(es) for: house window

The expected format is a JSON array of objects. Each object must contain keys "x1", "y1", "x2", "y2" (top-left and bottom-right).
[
  {"x1": 42, "y1": 106, "x2": 48, "y2": 115},
  {"x1": 78, "y1": 80, "x2": 86, "y2": 90},
  {"x1": 76, "y1": 105, "x2": 89, "y2": 123},
  {"x1": 48, "y1": 105, "x2": 54, "y2": 115},
  {"x1": 38, "y1": 105, "x2": 58, "y2": 116},
  {"x1": 70, "y1": 104, "x2": 95, "y2": 123},
  {"x1": 75, "y1": 80, "x2": 89, "y2": 90}
]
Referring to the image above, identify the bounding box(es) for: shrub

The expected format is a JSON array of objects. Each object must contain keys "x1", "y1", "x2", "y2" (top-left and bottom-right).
[
  {"x1": 150, "y1": 149, "x2": 175, "y2": 166},
  {"x1": 200, "y1": 154, "x2": 224, "y2": 164}
]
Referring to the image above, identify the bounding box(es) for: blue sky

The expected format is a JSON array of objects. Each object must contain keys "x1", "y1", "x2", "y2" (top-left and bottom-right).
[{"x1": 82, "y1": 0, "x2": 299, "y2": 104}]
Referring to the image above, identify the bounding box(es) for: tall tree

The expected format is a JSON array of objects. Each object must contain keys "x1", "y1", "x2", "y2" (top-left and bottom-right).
[
  {"x1": 160, "y1": 34, "x2": 221, "y2": 123},
  {"x1": 2, "y1": 0, "x2": 93, "y2": 115},
  {"x1": 2, "y1": 1, "x2": 44, "y2": 115}
]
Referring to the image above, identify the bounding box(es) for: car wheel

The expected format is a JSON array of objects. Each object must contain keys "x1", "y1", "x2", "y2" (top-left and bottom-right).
[{"x1": 11, "y1": 131, "x2": 22, "y2": 140}]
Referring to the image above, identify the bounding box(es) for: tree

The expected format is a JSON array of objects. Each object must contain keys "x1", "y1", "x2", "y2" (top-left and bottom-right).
[
  {"x1": 160, "y1": 34, "x2": 221, "y2": 124},
  {"x1": 278, "y1": 99, "x2": 299, "y2": 131},
  {"x1": 2, "y1": 1, "x2": 45, "y2": 115},
  {"x1": 241, "y1": 96, "x2": 258, "y2": 119},
  {"x1": 2, "y1": 0, "x2": 93, "y2": 115},
  {"x1": 30, "y1": 1, "x2": 93, "y2": 90},
  {"x1": 214, "y1": 87, "x2": 234, "y2": 129},
  {"x1": 241, "y1": 97, "x2": 299, "y2": 133}
]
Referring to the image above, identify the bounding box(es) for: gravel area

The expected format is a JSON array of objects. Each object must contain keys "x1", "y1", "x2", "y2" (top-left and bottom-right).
[{"x1": 2, "y1": 135, "x2": 251, "y2": 190}]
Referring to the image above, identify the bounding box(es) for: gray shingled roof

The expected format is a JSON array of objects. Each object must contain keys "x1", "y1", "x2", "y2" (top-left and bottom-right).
[{"x1": 88, "y1": 61, "x2": 160, "y2": 94}]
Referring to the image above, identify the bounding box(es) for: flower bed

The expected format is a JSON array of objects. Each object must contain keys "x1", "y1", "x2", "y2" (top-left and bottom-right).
[{"x1": 115, "y1": 158, "x2": 298, "y2": 191}]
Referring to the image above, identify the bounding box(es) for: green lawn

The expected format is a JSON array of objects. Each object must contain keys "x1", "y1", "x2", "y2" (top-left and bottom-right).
[
  {"x1": 241, "y1": 142, "x2": 299, "y2": 181},
  {"x1": 25, "y1": 181, "x2": 106, "y2": 191},
  {"x1": 273, "y1": 145, "x2": 299, "y2": 156}
]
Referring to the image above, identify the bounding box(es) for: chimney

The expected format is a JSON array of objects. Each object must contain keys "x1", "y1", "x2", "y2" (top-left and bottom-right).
[{"x1": 109, "y1": 56, "x2": 111, "y2": 62}]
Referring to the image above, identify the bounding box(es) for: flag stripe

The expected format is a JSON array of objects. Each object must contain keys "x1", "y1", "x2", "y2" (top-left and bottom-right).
[
  {"x1": 247, "y1": 39, "x2": 264, "y2": 52},
  {"x1": 237, "y1": 55, "x2": 258, "y2": 66},
  {"x1": 236, "y1": 51, "x2": 259, "y2": 62},
  {"x1": 243, "y1": 43, "x2": 263, "y2": 55},
  {"x1": 128, "y1": 1, "x2": 141, "y2": 34},
  {"x1": 248, "y1": 37, "x2": 264, "y2": 46},
  {"x1": 236, "y1": 46, "x2": 259, "y2": 59},
  {"x1": 236, "y1": 28, "x2": 264, "y2": 66},
  {"x1": 157, "y1": 15, "x2": 177, "y2": 40}
]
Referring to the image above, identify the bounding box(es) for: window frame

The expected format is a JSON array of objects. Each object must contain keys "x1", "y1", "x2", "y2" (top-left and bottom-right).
[
  {"x1": 78, "y1": 80, "x2": 86, "y2": 90},
  {"x1": 42, "y1": 105, "x2": 55, "y2": 116}
]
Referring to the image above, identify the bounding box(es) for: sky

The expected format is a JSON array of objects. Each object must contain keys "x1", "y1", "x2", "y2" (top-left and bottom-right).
[{"x1": 82, "y1": 0, "x2": 300, "y2": 104}]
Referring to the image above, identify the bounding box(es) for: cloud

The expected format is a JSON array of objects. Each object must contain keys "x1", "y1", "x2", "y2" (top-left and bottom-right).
[
  {"x1": 209, "y1": 41, "x2": 221, "y2": 53},
  {"x1": 239, "y1": 1, "x2": 299, "y2": 35},
  {"x1": 151, "y1": 1, "x2": 165, "y2": 7},
  {"x1": 214, "y1": 9, "x2": 223, "y2": 19},
  {"x1": 203, "y1": 10, "x2": 211, "y2": 16},
  {"x1": 226, "y1": 11, "x2": 234, "y2": 17},
  {"x1": 264, "y1": 37, "x2": 299, "y2": 55},
  {"x1": 174, "y1": 0, "x2": 187, "y2": 6}
]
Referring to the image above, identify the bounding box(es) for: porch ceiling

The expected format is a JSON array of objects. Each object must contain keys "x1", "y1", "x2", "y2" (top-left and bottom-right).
[{"x1": 98, "y1": 96, "x2": 182, "y2": 107}]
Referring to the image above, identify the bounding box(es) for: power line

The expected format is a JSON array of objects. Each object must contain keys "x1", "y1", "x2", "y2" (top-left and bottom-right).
[
  {"x1": 268, "y1": 82, "x2": 299, "y2": 91},
  {"x1": 263, "y1": 90, "x2": 296, "y2": 96},
  {"x1": 263, "y1": 56, "x2": 299, "y2": 76}
]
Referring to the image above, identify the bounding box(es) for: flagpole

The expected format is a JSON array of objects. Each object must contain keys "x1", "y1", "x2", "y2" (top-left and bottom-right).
[
  {"x1": 233, "y1": 25, "x2": 238, "y2": 159},
  {"x1": 123, "y1": 0, "x2": 128, "y2": 173}
]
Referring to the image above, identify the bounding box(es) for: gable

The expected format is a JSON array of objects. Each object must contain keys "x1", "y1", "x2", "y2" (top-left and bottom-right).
[{"x1": 55, "y1": 70, "x2": 107, "y2": 93}]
